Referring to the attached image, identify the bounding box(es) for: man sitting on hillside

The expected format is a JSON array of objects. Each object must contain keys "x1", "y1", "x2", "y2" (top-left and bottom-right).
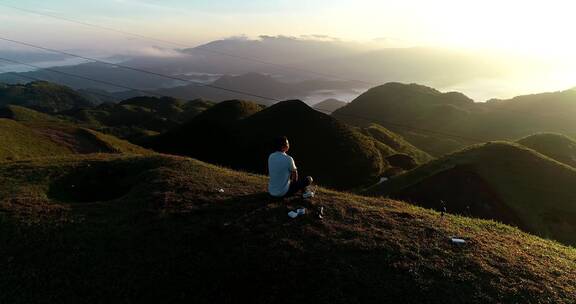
[{"x1": 268, "y1": 136, "x2": 314, "y2": 198}]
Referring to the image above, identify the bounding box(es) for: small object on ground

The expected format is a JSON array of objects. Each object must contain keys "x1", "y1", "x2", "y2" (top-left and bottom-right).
[
  {"x1": 288, "y1": 211, "x2": 299, "y2": 218},
  {"x1": 217, "y1": 188, "x2": 225, "y2": 193},
  {"x1": 450, "y1": 237, "x2": 466, "y2": 244},
  {"x1": 302, "y1": 190, "x2": 315, "y2": 199},
  {"x1": 297, "y1": 208, "x2": 306, "y2": 215},
  {"x1": 440, "y1": 201, "x2": 447, "y2": 218},
  {"x1": 377, "y1": 177, "x2": 389, "y2": 185},
  {"x1": 317, "y1": 206, "x2": 325, "y2": 219}
]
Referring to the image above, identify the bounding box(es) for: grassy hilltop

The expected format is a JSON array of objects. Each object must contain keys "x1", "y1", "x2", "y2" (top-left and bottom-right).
[
  {"x1": 0, "y1": 81, "x2": 92, "y2": 113},
  {"x1": 366, "y1": 141, "x2": 576, "y2": 245},
  {"x1": 517, "y1": 133, "x2": 576, "y2": 168},
  {"x1": 0, "y1": 154, "x2": 575, "y2": 303}
]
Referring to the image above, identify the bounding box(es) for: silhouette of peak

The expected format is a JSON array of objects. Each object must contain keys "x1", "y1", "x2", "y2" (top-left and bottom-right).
[{"x1": 193, "y1": 99, "x2": 263, "y2": 123}]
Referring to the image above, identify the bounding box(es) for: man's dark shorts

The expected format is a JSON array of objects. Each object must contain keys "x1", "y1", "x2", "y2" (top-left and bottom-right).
[{"x1": 285, "y1": 176, "x2": 313, "y2": 197}]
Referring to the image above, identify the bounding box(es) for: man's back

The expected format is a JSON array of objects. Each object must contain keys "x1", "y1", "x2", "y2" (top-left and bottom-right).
[{"x1": 268, "y1": 151, "x2": 296, "y2": 197}]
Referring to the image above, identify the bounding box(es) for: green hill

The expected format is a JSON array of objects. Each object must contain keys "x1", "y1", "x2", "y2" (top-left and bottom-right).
[
  {"x1": 191, "y1": 98, "x2": 263, "y2": 123},
  {"x1": 366, "y1": 141, "x2": 576, "y2": 245},
  {"x1": 148, "y1": 100, "x2": 430, "y2": 189},
  {"x1": 0, "y1": 119, "x2": 150, "y2": 161},
  {"x1": 332, "y1": 82, "x2": 477, "y2": 156},
  {"x1": 358, "y1": 123, "x2": 433, "y2": 164},
  {"x1": 0, "y1": 81, "x2": 92, "y2": 113},
  {"x1": 0, "y1": 105, "x2": 61, "y2": 122},
  {"x1": 0, "y1": 153, "x2": 575, "y2": 303},
  {"x1": 60, "y1": 96, "x2": 214, "y2": 141},
  {"x1": 517, "y1": 133, "x2": 576, "y2": 168}
]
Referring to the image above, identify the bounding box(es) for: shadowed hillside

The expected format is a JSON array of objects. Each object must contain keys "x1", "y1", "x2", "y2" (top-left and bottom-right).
[
  {"x1": 517, "y1": 133, "x2": 576, "y2": 168},
  {"x1": 0, "y1": 81, "x2": 92, "y2": 113},
  {"x1": 358, "y1": 123, "x2": 432, "y2": 164},
  {"x1": 147, "y1": 100, "x2": 430, "y2": 189},
  {"x1": 0, "y1": 119, "x2": 150, "y2": 161},
  {"x1": 0, "y1": 154, "x2": 575, "y2": 303},
  {"x1": 366, "y1": 141, "x2": 576, "y2": 245}
]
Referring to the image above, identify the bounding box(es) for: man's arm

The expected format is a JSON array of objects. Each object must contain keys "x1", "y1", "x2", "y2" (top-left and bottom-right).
[{"x1": 291, "y1": 169, "x2": 298, "y2": 182}]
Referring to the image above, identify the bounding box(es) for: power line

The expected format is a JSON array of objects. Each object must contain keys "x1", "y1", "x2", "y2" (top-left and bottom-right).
[
  {"x1": 0, "y1": 1, "x2": 374, "y2": 86},
  {"x1": 0, "y1": 56, "x2": 484, "y2": 144},
  {"x1": 0, "y1": 66, "x2": 42, "y2": 82},
  {"x1": 3, "y1": 1, "x2": 575, "y2": 121},
  {"x1": 0, "y1": 57, "x2": 159, "y2": 99},
  {"x1": 0, "y1": 65, "x2": 123, "y2": 102},
  {"x1": 0, "y1": 5, "x2": 568, "y2": 146},
  {"x1": 2, "y1": 3, "x2": 572, "y2": 123},
  {"x1": 0, "y1": 37, "x2": 561, "y2": 145},
  {"x1": 312, "y1": 106, "x2": 483, "y2": 143},
  {"x1": 0, "y1": 35, "x2": 284, "y2": 102}
]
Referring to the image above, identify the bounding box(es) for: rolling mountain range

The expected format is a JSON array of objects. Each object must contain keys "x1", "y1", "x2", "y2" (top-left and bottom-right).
[{"x1": 0, "y1": 36, "x2": 532, "y2": 104}]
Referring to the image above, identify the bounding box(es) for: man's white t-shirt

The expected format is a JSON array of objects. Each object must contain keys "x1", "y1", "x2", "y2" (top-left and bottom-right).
[{"x1": 268, "y1": 151, "x2": 297, "y2": 197}]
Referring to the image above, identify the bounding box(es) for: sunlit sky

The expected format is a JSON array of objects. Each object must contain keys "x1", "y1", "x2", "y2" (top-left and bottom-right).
[
  {"x1": 1, "y1": 0, "x2": 574, "y2": 53},
  {"x1": 1, "y1": 0, "x2": 576, "y2": 99}
]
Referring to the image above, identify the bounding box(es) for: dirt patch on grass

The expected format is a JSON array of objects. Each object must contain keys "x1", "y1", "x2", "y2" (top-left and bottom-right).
[
  {"x1": 47, "y1": 160, "x2": 149, "y2": 203},
  {"x1": 31, "y1": 125, "x2": 115, "y2": 154}
]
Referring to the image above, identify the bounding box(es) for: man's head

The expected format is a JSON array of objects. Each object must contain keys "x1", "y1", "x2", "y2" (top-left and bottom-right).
[{"x1": 274, "y1": 136, "x2": 289, "y2": 152}]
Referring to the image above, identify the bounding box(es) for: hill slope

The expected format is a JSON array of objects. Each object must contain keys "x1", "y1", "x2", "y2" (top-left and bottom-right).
[
  {"x1": 0, "y1": 154, "x2": 575, "y2": 303},
  {"x1": 358, "y1": 123, "x2": 432, "y2": 165},
  {"x1": 0, "y1": 119, "x2": 150, "y2": 161},
  {"x1": 148, "y1": 100, "x2": 430, "y2": 189},
  {"x1": 60, "y1": 96, "x2": 214, "y2": 141},
  {"x1": 517, "y1": 133, "x2": 576, "y2": 168},
  {"x1": 0, "y1": 105, "x2": 61, "y2": 122},
  {"x1": 332, "y1": 82, "x2": 476, "y2": 156},
  {"x1": 0, "y1": 81, "x2": 92, "y2": 113},
  {"x1": 366, "y1": 141, "x2": 576, "y2": 245}
]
